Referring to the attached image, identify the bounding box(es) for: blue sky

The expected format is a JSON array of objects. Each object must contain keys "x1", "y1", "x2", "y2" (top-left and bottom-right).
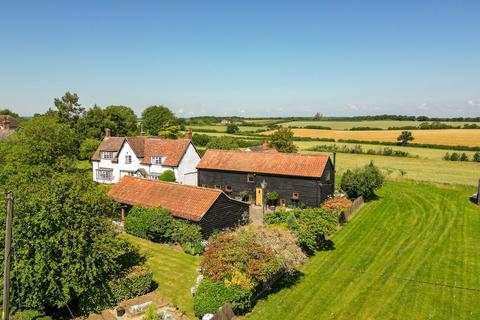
[{"x1": 1, "y1": 1, "x2": 479, "y2": 117}]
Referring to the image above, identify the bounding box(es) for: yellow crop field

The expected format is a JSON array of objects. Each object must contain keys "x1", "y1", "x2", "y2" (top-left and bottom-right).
[{"x1": 267, "y1": 129, "x2": 480, "y2": 147}]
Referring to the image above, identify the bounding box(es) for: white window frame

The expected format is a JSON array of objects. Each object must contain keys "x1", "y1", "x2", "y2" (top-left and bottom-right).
[
  {"x1": 101, "y1": 151, "x2": 113, "y2": 160},
  {"x1": 151, "y1": 156, "x2": 162, "y2": 165},
  {"x1": 148, "y1": 174, "x2": 160, "y2": 180},
  {"x1": 125, "y1": 155, "x2": 132, "y2": 164},
  {"x1": 96, "y1": 169, "x2": 113, "y2": 180},
  {"x1": 247, "y1": 174, "x2": 254, "y2": 183}
]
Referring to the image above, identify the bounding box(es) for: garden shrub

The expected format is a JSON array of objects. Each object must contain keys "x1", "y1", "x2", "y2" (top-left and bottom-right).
[
  {"x1": 340, "y1": 162, "x2": 384, "y2": 199},
  {"x1": 321, "y1": 196, "x2": 352, "y2": 213},
  {"x1": 159, "y1": 169, "x2": 176, "y2": 182},
  {"x1": 12, "y1": 310, "x2": 52, "y2": 320},
  {"x1": 172, "y1": 219, "x2": 204, "y2": 255},
  {"x1": 193, "y1": 278, "x2": 252, "y2": 317},
  {"x1": 124, "y1": 207, "x2": 174, "y2": 242},
  {"x1": 265, "y1": 208, "x2": 337, "y2": 253},
  {"x1": 78, "y1": 265, "x2": 153, "y2": 314}
]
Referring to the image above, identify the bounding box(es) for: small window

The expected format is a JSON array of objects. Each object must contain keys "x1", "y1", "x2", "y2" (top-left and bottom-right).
[
  {"x1": 125, "y1": 155, "x2": 132, "y2": 164},
  {"x1": 201, "y1": 184, "x2": 208, "y2": 188},
  {"x1": 247, "y1": 174, "x2": 254, "y2": 183},
  {"x1": 292, "y1": 192, "x2": 300, "y2": 200},
  {"x1": 151, "y1": 156, "x2": 162, "y2": 165},
  {"x1": 214, "y1": 185, "x2": 221, "y2": 189},
  {"x1": 280, "y1": 199, "x2": 286, "y2": 207},
  {"x1": 225, "y1": 185, "x2": 232, "y2": 193},
  {"x1": 325, "y1": 171, "x2": 331, "y2": 183},
  {"x1": 127, "y1": 171, "x2": 135, "y2": 176},
  {"x1": 101, "y1": 151, "x2": 113, "y2": 160},
  {"x1": 96, "y1": 169, "x2": 112, "y2": 180}
]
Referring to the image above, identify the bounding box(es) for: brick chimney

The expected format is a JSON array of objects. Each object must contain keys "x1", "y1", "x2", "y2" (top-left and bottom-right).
[
  {"x1": 3, "y1": 119, "x2": 9, "y2": 130},
  {"x1": 105, "y1": 128, "x2": 111, "y2": 137},
  {"x1": 185, "y1": 129, "x2": 193, "y2": 140}
]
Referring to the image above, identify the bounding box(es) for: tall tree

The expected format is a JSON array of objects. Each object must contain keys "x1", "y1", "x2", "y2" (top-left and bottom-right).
[
  {"x1": 397, "y1": 131, "x2": 414, "y2": 145},
  {"x1": 141, "y1": 105, "x2": 177, "y2": 136},
  {"x1": 270, "y1": 128, "x2": 298, "y2": 153},
  {"x1": 104, "y1": 105, "x2": 138, "y2": 136},
  {"x1": 52, "y1": 92, "x2": 85, "y2": 125}
]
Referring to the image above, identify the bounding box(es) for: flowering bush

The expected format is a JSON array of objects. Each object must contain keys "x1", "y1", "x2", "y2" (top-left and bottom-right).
[{"x1": 321, "y1": 196, "x2": 352, "y2": 213}]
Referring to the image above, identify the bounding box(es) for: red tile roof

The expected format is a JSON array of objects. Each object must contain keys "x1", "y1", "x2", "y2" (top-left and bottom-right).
[
  {"x1": 108, "y1": 176, "x2": 228, "y2": 221},
  {"x1": 197, "y1": 150, "x2": 330, "y2": 178},
  {"x1": 92, "y1": 136, "x2": 191, "y2": 166},
  {"x1": 0, "y1": 115, "x2": 21, "y2": 128}
]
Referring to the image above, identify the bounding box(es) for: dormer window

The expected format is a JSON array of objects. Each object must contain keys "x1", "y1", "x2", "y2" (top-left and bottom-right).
[
  {"x1": 101, "y1": 151, "x2": 113, "y2": 160},
  {"x1": 151, "y1": 156, "x2": 162, "y2": 165}
]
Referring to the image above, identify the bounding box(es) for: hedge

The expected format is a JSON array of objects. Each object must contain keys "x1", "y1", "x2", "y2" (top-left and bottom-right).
[
  {"x1": 124, "y1": 207, "x2": 174, "y2": 242},
  {"x1": 193, "y1": 278, "x2": 252, "y2": 317},
  {"x1": 78, "y1": 265, "x2": 153, "y2": 314}
]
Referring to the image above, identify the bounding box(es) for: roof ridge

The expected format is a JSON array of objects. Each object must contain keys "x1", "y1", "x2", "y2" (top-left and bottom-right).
[
  {"x1": 205, "y1": 149, "x2": 329, "y2": 157},
  {"x1": 125, "y1": 176, "x2": 222, "y2": 194}
]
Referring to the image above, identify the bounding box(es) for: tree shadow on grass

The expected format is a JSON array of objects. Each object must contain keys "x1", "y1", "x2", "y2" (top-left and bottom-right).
[
  {"x1": 318, "y1": 239, "x2": 335, "y2": 251},
  {"x1": 254, "y1": 271, "x2": 305, "y2": 303}
]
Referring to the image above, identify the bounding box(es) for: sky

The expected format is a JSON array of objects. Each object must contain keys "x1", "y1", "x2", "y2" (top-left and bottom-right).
[{"x1": 1, "y1": 0, "x2": 479, "y2": 118}]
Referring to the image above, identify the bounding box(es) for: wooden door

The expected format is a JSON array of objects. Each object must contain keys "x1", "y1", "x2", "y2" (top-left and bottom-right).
[{"x1": 255, "y1": 188, "x2": 263, "y2": 206}]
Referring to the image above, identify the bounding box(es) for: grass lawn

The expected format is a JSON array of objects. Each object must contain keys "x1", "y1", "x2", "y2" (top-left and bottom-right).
[
  {"x1": 122, "y1": 234, "x2": 201, "y2": 317},
  {"x1": 244, "y1": 181, "x2": 480, "y2": 319}
]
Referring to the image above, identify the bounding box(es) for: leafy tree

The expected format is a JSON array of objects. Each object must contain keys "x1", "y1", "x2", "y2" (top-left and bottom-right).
[
  {"x1": 51, "y1": 92, "x2": 85, "y2": 125},
  {"x1": 141, "y1": 105, "x2": 178, "y2": 136},
  {"x1": 313, "y1": 112, "x2": 323, "y2": 120},
  {"x1": 450, "y1": 152, "x2": 460, "y2": 161},
  {"x1": 159, "y1": 170, "x2": 176, "y2": 182},
  {"x1": 0, "y1": 108, "x2": 20, "y2": 118},
  {"x1": 460, "y1": 153, "x2": 469, "y2": 161},
  {"x1": 192, "y1": 133, "x2": 211, "y2": 147},
  {"x1": 397, "y1": 131, "x2": 414, "y2": 145},
  {"x1": 270, "y1": 128, "x2": 297, "y2": 153},
  {"x1": 0, "y1": 171, "x2": 139, "y2": 313},
  {"x1": 104, "y1": 105, "x2": 138, "y2": 136},
  {"x1": 473, "y1": 152, "x2": 480, "y2": 162},
  {"x1": 77, "y1": 105, "x2": 138, "y2": 140},
  {"x1": 158, "y1": 119, "x2": 180, "y2": 139},
  {"x1": 340, "y1": 162, "x2": 384, "y2": 199},
  {"x1": 79, "y1": 138, "x2": 101, "y2": 160},
  {"x1": 226, "y1": 123, "x2": 239, "y2": 134},
  {"x1": 1, "y1": 116, "x2": 78, "y2": 171}
]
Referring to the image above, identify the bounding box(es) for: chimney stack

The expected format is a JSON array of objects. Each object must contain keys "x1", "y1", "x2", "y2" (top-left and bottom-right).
[
  {"x1": 3, "y1": 119, "x2": 9, "y2": 130},
  {"x1": 105, "y1": 128, "x2": 111, "y2": 137},
  {"x1": 185, "y1": 129, "x2": 193, "y2": 140}
]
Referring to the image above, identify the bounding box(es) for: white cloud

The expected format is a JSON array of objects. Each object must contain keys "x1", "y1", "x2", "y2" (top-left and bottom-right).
[
  {"x1": 467, "y1": 99, "x2": 480, "y2": 107},
  {"x1": 239, "y1": 109, "x2": 246, "y2": 114},
  {"x1": 177, "y1": 108, "x2": 185, "y2": 114},
  {"x1": 418, "y1": 102, "x2": 429, "y2": 110},
  {"x1": 346, "y1": 103, "x2": 359, "y2": 111}
]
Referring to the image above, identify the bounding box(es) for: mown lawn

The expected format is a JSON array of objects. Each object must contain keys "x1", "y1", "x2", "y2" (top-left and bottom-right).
[
  {"x1": 122, "y1": 234, "x2": 201, "y2": 317},
  {"x1": 244, "y1": 182, "x2": 480, "y2": 319}
]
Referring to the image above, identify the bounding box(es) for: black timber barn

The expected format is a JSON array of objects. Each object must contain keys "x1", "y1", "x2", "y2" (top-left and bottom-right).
[
  {"x1": 108, "y1": 176, "x2": 249, "y2": 237},
  {"x1": 197, "y1": 150, "x2": 335, "y2": 207}
]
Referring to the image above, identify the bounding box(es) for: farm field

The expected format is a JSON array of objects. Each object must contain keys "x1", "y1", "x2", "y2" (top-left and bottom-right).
[
  {"x1": 279, "y1": 120, "x2": 480, "y2": 130},
  {"x1": 294, "y1": 140, "x2": 479, "y2": 160},
  {"x1": 244, "y1": 182, "x2": 480, "y2": 320},
  {"x1": 268, "y1": 128, "x2": 480, "y2": 147},
  {"x1": 123, "y1": 234, "x2": 200, "y2": 317},
  {"x1": 323, "y1": 152, "x2": 480, "y2": 186},
  {"x1": 188, "y1": 125, "x2": 266, "y2": 132}
]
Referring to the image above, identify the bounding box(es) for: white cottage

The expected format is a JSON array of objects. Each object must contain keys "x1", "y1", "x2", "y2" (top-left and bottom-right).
[{"x1": 91, "y1": 129, "x2": 200, "y2": 185}]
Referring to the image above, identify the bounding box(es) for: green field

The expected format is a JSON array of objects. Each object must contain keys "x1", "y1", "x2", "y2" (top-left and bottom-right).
[
  {"x1": 279, "y1": 120, "x2": 480, "y2": 130},
  {"x1": 188, "y1": 125, "x2": 266, "y2": 132},
  {"x1": 295, "y1": 140, "x2": 479, "y2": 161},
  {"x1": 123, "y1": 234, "x2": 200, "y2": 317},
  {"x1": 244, "y1": 182, "x2": 480, "y2": 319}
]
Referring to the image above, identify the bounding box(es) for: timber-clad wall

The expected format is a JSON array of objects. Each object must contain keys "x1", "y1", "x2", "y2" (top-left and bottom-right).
[
  {"x1": 199, "y1": 194, "x2": 249, "y2": 237},
  {"x1": 198, "y1": 160, "x2": 334, "y2": 207}
]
